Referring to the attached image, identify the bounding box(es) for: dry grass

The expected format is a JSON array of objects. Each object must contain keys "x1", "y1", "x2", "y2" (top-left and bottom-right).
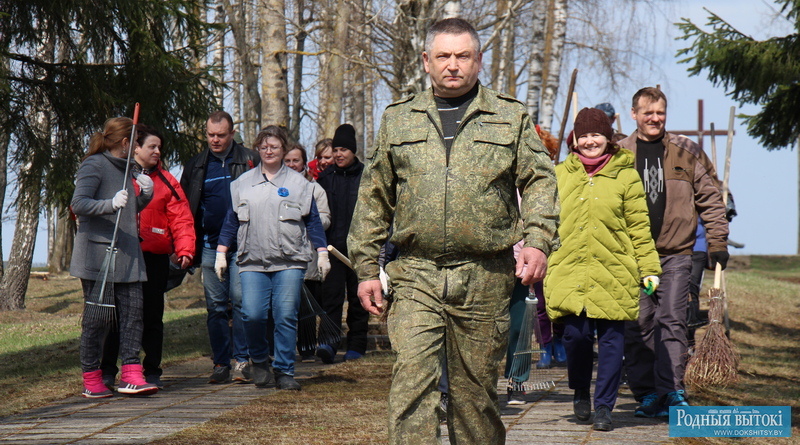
[
  {"x1": 677, "y1": 257, "x2": 800, "y2": 444},
  {"x1": 150, "y1": 353, "x2": 394, "y2": 445},
  {"x1": 3, "y1": 256, "x2": 799, "y2": 443}
]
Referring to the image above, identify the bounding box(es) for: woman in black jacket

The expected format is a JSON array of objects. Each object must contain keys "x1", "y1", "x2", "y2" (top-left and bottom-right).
[{"x1": 315, "y1": 124, "x2": 370, "y2": 363}]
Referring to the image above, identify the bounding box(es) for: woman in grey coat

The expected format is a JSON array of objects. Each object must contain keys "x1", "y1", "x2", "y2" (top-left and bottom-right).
[{"x1": 70, "y1": 117, "x2": 156, "y2": 398}]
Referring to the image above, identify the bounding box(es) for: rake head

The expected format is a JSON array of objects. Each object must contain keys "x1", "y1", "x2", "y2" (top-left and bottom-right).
[
  {"x1": 297, "y1": 284, "x2": 343, "y2": 353},
  {"x1": 84, "y1": 247, "x2": 118, "y2": 329},
  {"x1": 507, "y1": 294, "x2": 556, "y2": 392}
]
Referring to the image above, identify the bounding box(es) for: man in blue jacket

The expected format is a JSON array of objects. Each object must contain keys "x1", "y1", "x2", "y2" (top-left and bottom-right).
[{"x1": 180, "y1": 111, "x2": 259, "y2": 384}]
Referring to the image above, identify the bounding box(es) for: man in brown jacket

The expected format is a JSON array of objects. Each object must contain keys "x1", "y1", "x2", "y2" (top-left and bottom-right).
[{"x1": 618, "y1": 87, "x2": 729, "y2": 418}]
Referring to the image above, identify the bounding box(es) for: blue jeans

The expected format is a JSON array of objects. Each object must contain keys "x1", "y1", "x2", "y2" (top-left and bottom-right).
[
  {"x1": 202, "y1": 246, "x2": 248, "y2": 367},
  {"x1": 240, "y1": 268, "x2": 304, "y2": 375}
]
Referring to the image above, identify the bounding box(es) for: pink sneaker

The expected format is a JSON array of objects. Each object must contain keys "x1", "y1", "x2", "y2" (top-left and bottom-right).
[
  {"x1": 118, "y1": 364, "x2": 158, "y2": 396},
  {"x1": 82, "y1": 370, "x2": 113, "y2": 398}
]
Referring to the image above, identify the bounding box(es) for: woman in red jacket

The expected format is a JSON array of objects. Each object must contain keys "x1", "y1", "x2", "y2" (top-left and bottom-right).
[{"x1": 101, "y1": 124, "x2": 196, "y2": 390}]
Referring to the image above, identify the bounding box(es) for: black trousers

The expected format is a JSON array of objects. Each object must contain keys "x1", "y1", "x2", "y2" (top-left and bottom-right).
[
  {"x1": 318, "y1": 256, "x2": 370, "y2": 354},
  {"x1": 101, "y1": 252, "x2": 169, "y2": 377}
]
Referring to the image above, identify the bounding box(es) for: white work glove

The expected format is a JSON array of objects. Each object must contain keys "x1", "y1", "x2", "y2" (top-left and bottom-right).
[
  {"x1": 317, "y1": 250, "x2": 331, "y2": 281},
  {"x1": 379, "y1": 267, "x2": 389, "y2": 295},
  {"x1": 111, "y1": 189, "x2": 128, "y2": 210},
  {"x1": 136, "y1": 173, "x2": 154, "y2": 197},
  {"x1": 643, "y1": 275, "x2": 660, "y2": 295},
  {"x1": 214, "y1": 251, "x2": 228, "y2": 282}
]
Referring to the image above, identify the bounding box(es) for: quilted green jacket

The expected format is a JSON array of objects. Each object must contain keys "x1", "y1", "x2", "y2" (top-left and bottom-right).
[{"x1": 545, "y1": 149, "x2": 661, "y2": 321}]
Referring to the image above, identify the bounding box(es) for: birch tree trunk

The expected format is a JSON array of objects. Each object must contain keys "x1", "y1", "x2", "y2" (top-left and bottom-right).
[
  {"x1": 289, "y1": 0, "x2": 309, "y2": 141},
  {"x1": 392, "y1": 0, "x2": 440, "y2": 100},
  {"x1": 0, "y1": 36, "x2": 51, "y2": 310},
  {"x1": 0, "y1": 117, "x2": 7, "y2": 280},
  {"x1": 261, "y1": 0, "x2": 289, "y2": 127},
  {"x1": 497, "y1": 3, "x2": 516, "y2": 94},
  {"x1": 538, "y1": 0, "x2": 567, "y2": 132},
  {"x1": 363, "y1": 3, "x2": 375, "y2": 157},
  {"x1": 525, "y1": 0, "x2": 547, "y2": 123},
  {"x1": 321, "y1": 0, "x2": 349, "y2": 139},
  {"x1": 349, "y1": 0, "x2": 367, "y2": 156},
  {"x1": 490, "y1": 0, "x2": 509, "y2": 91},
  {"x1": 212, "y1": 0, "x2": 226, "y2": 106},
  {"x1": 316, "y1": 1, "x2": 333, "y2": 141},
  {"x1": 224, "y1": 0, "x2": 261, "y2": 143}
]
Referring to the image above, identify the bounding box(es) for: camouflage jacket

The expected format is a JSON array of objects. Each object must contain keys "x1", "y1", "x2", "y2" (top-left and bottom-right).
[{"x1": 347, "y1": 85, "x2": 560, "y2": 281}]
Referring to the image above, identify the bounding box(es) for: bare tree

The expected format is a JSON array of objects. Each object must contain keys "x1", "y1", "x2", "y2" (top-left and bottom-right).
[
  {"x1": 320, "y1": 0, "x2": 350, "y2": 138},
  {"x1": 223, "y1": 0, "x2": 261, "y2": 142},
  {"x1": 525, "y1": 1, "x2": 547, "y2": 122},
  {"x1": 261, "y1": 0, "x2": 290, "y2": 127},
  {"x1": 538, "y1": 0, "x2": 567, "y2": 132}
]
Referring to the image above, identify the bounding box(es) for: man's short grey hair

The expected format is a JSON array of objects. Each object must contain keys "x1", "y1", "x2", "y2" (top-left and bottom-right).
[{"x1": 424, "y1": 18, "x2": 481, "y2": 54}]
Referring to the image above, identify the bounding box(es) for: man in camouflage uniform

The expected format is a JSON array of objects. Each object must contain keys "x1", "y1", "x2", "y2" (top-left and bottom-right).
[{"x1": 347, "y1": 18, "x2": 559, "y2": 444}]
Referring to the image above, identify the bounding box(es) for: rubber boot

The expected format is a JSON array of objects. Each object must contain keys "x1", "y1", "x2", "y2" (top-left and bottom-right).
[
  {"x1": 82, "y1": 370, "x2": 113, "y2": 398},
  {"x1": 553, "y1": 335, "x2": 567, "y2": 365},
  {"x1": 118, "y1": 364, "x2": 159, "y2": 396},
  {"x1": 536, "y1": 342, "x2": 553, "y2": 369}
]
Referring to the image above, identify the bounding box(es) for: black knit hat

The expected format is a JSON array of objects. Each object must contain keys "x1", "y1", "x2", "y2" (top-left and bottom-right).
[
  {"x1": 332, "y1": 124, "x2": 357, "y2": 154},
  {"x1": 573, "y1": 107, "x2": 613, "y2": 142}
]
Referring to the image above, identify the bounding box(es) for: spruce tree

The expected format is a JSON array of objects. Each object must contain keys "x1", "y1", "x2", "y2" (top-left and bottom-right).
[{"x1": 676, "y1": 0, "x2": 800, "y2": 150}]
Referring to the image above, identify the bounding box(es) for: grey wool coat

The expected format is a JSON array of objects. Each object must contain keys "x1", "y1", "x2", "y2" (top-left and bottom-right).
[{"x1": 70, "y1": 152, "x2": 152, "y2": 283}]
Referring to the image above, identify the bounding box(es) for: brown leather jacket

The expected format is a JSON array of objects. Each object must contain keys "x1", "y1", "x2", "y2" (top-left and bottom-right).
[{"x1": 618, "y1": 131, "x2": 728, "y2": 255}]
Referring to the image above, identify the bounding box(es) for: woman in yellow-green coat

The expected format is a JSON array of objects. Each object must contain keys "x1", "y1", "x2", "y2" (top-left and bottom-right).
[{"x1": 544, "y1": 108, "x2": 661, "y2": 431}]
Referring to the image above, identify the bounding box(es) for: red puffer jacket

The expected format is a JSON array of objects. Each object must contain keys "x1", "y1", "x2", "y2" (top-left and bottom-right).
[{"x1": 133, "y1": 163, "x2": 196, "y2": 258}]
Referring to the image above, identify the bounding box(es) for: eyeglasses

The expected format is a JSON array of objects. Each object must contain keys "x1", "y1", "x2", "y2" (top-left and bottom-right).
[{"x1": 258, "y1": 145, "x2": 282, "y2": 153}]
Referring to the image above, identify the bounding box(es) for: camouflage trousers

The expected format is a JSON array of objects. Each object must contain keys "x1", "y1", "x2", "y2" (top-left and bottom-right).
[{"x1": 384, "y1": 255, "x2": 515, "y2": 445}]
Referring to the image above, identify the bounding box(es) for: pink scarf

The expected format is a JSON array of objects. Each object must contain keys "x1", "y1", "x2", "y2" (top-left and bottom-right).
[{"x1": 574, "y1": 151, "x2": 612, "y2": 177}]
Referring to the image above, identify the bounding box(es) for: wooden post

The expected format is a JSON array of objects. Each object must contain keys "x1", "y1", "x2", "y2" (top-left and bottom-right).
[{"x1": 554, "y1": 68, "x2": 577, "y2": 164}]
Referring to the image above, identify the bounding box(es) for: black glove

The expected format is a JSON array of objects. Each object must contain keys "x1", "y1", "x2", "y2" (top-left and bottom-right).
[{"x1": 709, "y1": 250, "x2": 730, "y2": 270}]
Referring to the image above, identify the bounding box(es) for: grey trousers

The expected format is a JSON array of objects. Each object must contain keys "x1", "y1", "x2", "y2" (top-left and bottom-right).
[
  {"x1": 80, "y1": 280, "x2": 143, "y2": 372},
  {"x1": 624, "y1": 254, "x2": 692, "y2": 399}
]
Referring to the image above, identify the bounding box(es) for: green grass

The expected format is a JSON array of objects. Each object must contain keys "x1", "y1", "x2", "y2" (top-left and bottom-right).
[{"x1": 0, "y1": 274, "x2": 209, "y2": 417}]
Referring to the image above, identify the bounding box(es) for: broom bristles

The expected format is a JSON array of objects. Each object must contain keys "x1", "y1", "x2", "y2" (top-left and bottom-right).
[{"x1": 685, "y1": 289, "x2": 739, "y2": 390}]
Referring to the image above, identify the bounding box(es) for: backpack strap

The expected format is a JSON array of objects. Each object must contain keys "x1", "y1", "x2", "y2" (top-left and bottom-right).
[{"x1": 156, "y1": 170, "x2": 181, "y2": 201}]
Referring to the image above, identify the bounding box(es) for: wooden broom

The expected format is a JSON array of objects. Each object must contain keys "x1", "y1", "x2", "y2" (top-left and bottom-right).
[{"x1": 684, "y1": 107, "x2": 739, "y2": 389}]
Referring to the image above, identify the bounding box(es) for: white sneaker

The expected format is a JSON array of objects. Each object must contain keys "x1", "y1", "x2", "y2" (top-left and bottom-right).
[{"x1": 232, "y1": 361, "x2": 252, "y2": 383}]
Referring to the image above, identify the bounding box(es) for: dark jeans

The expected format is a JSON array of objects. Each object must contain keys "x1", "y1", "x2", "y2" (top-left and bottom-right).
[
  {"x1": 81, "y1": 280, "x2": 143, "y2": 373},
  {"x1": 318, "y1": 256, "x2": 369, "y2": 354},
  {"x1": 563, "y1": 314, "x2": 625, "y2": 410},
  {"x1": 101, "y1": 252, "x2": 169, "y2": 377}
]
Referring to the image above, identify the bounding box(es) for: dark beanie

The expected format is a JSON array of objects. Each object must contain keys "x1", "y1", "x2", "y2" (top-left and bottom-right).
[
  {"x1": 332, "y1": 124, "x2": 357, "y2": 153},
  {"x1": 573, "y1": 107, "x2": 613, "y2": 143}
]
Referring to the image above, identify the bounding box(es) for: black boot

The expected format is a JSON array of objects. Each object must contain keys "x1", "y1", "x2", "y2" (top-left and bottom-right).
[
  {"x1": 275, "y1": 370, "x2": 301, "y2": 391},
  {"x1": 251, "y1": 361, "x2": 275, "y2": 388},
  {"x1": 573, "y1": 388, "x2": 591, "y2": 421},
  {"x1": 593, "y1": 405, "x2": 613, "y2": 431}
]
